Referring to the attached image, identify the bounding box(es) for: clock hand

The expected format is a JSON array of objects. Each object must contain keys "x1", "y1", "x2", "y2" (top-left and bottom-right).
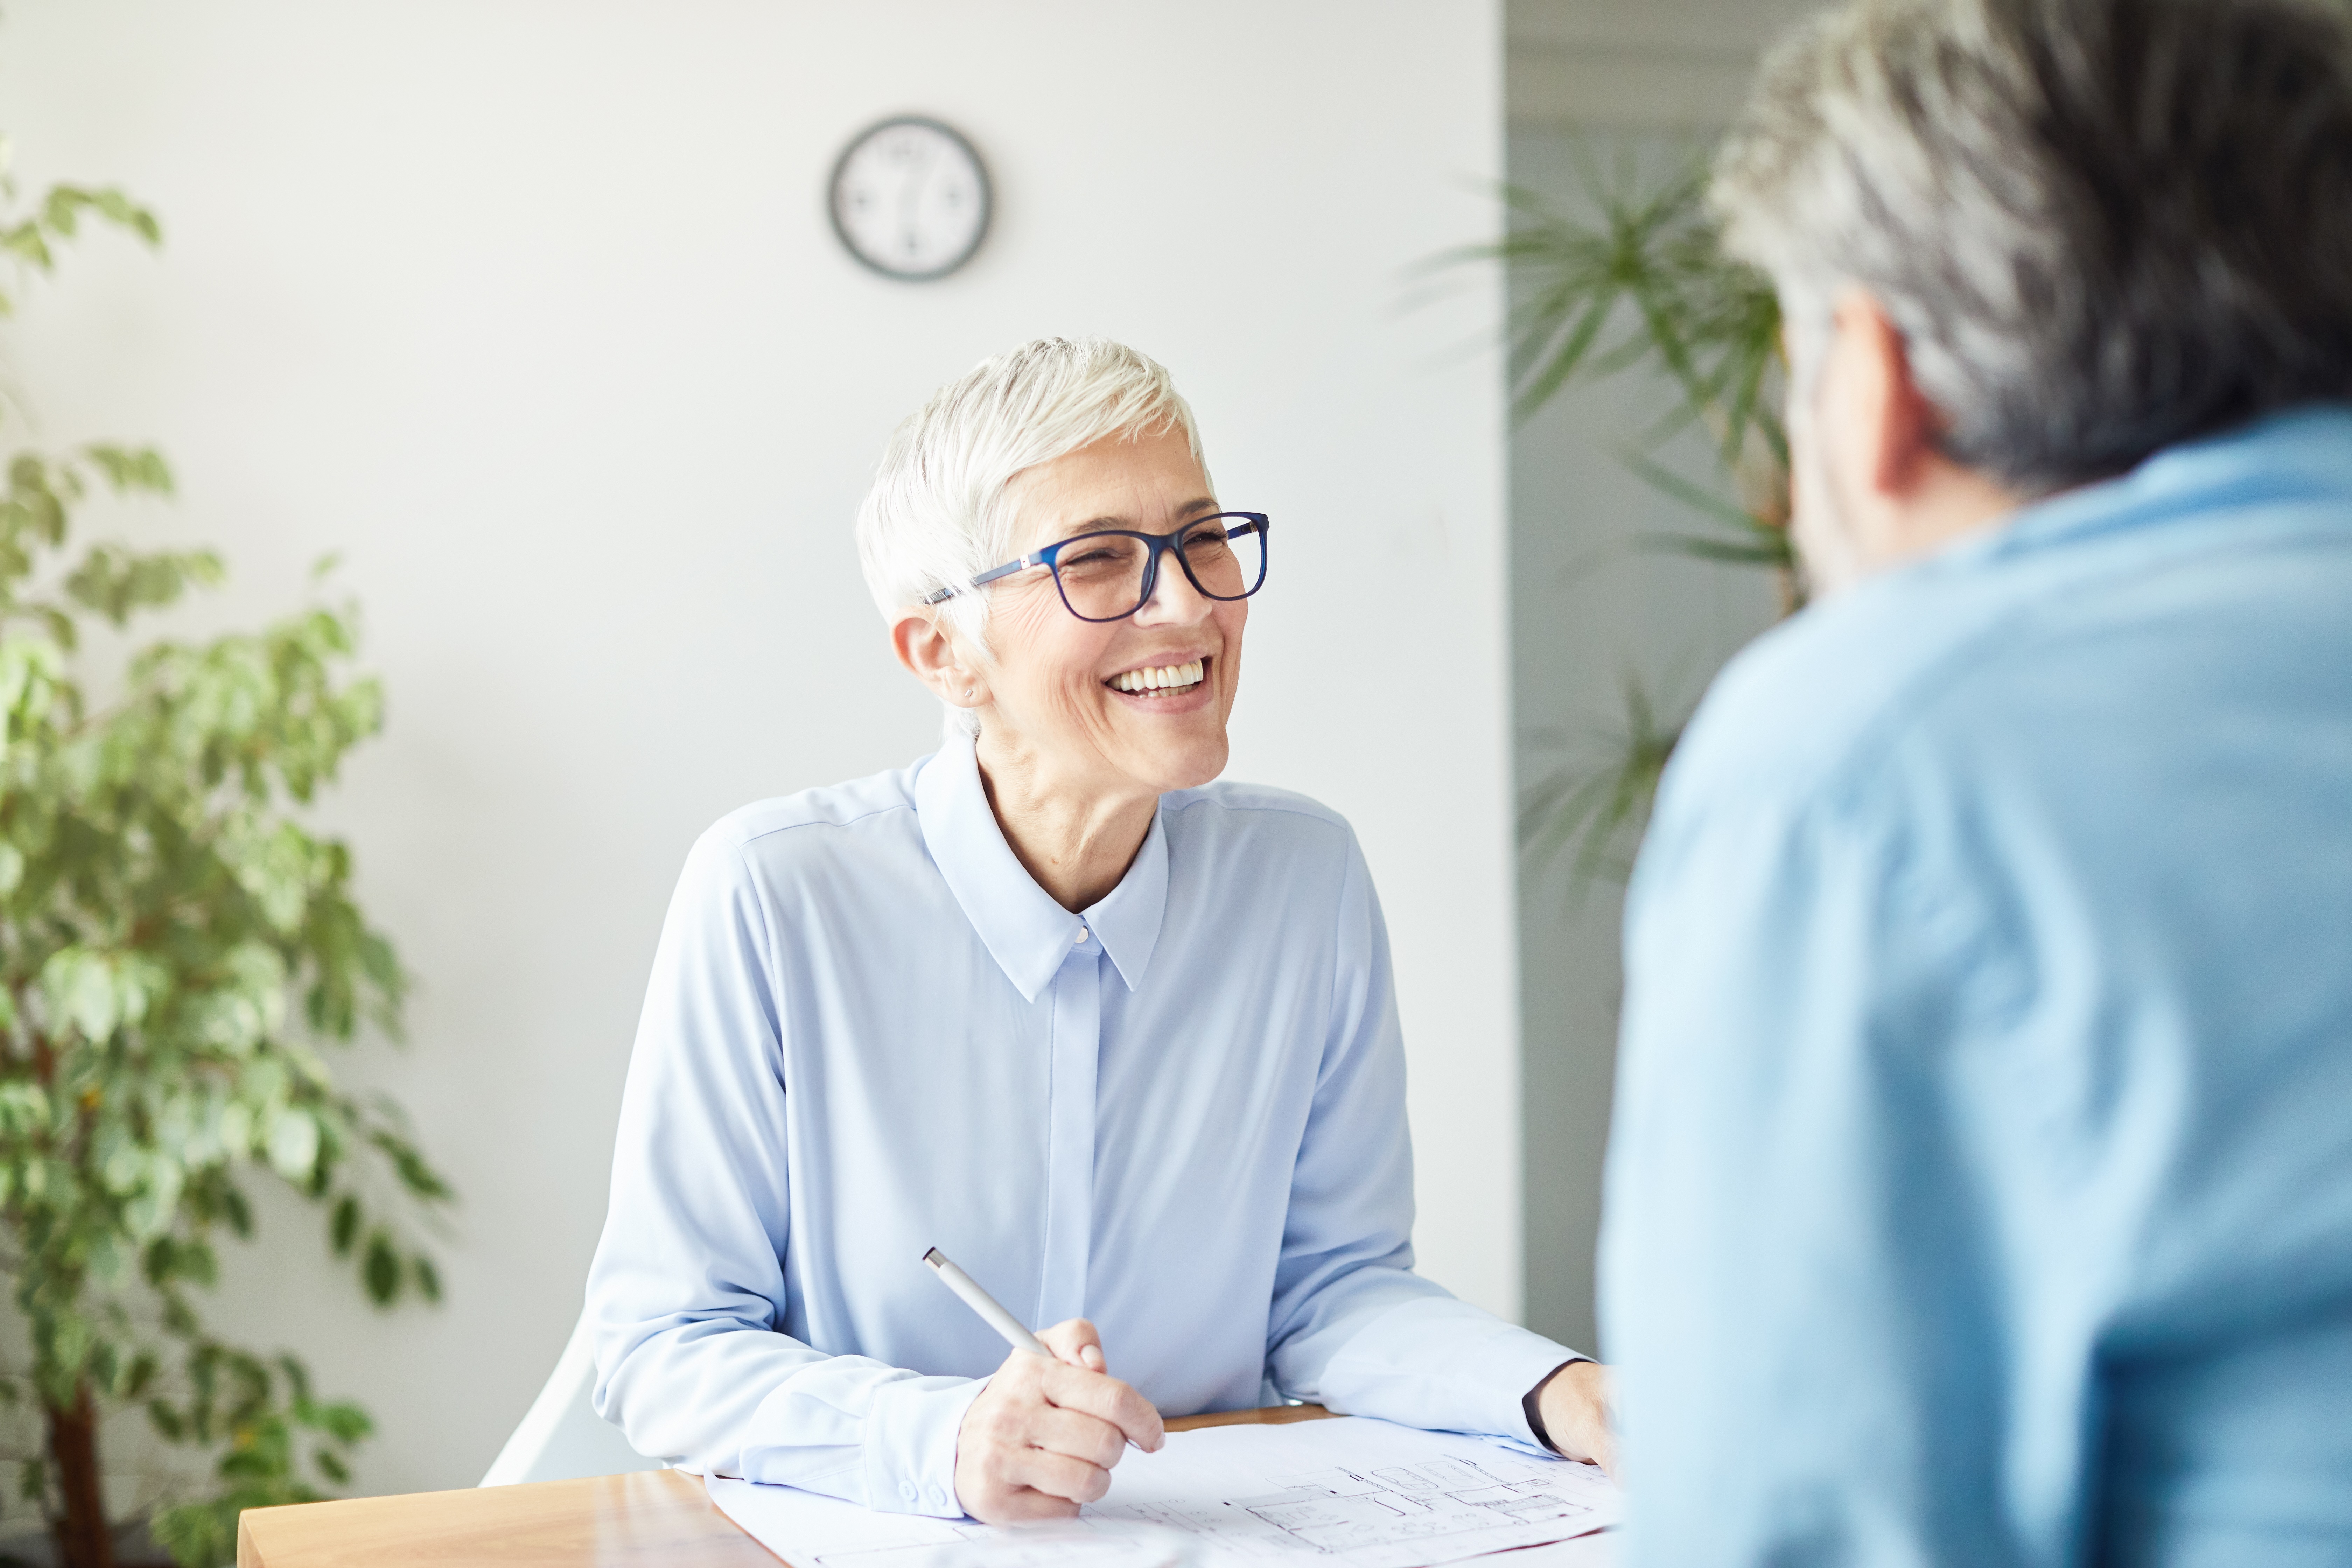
[{"x1": 898, "y1": 142, "x2": 937, "y2": 255}]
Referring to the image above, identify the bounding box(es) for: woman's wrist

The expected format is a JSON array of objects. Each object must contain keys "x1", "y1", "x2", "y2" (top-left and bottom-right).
[{"x1": 1528, "y1": 1359, "x2": 1616, "y2": 1476}]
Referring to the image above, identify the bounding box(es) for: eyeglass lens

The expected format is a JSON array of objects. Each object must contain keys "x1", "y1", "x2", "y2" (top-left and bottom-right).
[{"x1": 1053, "y1": 518, "x2": 1265, "y2": 621}]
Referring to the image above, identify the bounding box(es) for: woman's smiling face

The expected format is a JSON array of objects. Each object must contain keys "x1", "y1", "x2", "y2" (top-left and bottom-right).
[{"x1": 972, "y1": 425, "x2": 1246, "y2": 796}]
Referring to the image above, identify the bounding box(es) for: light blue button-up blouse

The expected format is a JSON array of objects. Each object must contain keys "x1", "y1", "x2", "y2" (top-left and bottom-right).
[{"x1": 587, "y1": 733, "x2": 1575, "y2": 1516}]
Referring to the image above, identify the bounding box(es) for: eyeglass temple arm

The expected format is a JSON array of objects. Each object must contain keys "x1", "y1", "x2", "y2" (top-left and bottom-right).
[{"x1": 921, "y1": 554, "x2": 1044, "y2": 606}]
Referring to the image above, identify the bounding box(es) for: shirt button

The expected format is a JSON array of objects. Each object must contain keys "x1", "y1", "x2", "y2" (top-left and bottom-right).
[
  {"x1": 1074, "y1": 927, "x2": 1089, "y2": 945},
  {"x1": 901, "y1": 1482, "x2": 916, "y2": 1502}
]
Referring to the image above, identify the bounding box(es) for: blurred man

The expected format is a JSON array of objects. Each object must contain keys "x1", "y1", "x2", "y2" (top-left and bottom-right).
[{"x1": 1598, "y1": 0, "x2": 2352, "y2": 1562}]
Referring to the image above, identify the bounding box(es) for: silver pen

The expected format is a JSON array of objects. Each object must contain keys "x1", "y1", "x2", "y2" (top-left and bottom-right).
[{"x1": 921, "y1": 1247, "x2": 1149, "y2": 1450}]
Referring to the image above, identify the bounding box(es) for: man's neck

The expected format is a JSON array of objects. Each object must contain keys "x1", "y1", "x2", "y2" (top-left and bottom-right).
[
  {"x1": 1871, "y1": 458, "x2": 2025, "y2": 568},
  {"x1": 1816, "y1": 447, "x2": 2030, "y2": 596},
  {"x1": 973, "y1": 730, "x2": 1158, "y2": 914}
]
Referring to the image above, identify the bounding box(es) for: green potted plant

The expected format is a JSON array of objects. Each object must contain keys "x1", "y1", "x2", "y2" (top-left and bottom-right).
[
  {"x1": 1470, "y1": 152, "x2": 1795, "y2": 880},
  {"x1": 0, "y1": 140, "x2": 450, "y2": 1568}
]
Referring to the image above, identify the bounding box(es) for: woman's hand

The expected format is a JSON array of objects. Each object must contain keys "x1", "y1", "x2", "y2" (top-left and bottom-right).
[
  {"x1": 952, "y1": 1318, "x2": 1166, "y2": 1522},
  {"x1": 1535, "y1": 1360, "x2": 1618, "y2": 1479}
]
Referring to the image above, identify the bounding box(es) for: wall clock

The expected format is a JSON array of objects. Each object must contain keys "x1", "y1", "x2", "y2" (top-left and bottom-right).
[{"x1": 828, "y1": 117, "x2": 992, "y2": 281}]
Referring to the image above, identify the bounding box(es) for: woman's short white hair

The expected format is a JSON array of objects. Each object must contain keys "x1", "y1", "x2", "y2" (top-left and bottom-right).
[{"x1": 855, "y1": 336, "x2": 1209, "y2": 740}]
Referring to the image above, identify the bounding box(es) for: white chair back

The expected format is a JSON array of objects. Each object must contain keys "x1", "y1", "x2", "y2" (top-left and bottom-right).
[{"x1": 479, "y1": 1308, "x2": 666, "y2": 1486}]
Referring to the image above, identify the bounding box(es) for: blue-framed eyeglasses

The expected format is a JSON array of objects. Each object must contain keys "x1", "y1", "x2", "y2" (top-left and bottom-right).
[{"x1": 923, "y1": 512, "x2": 1270, "y2": 623}]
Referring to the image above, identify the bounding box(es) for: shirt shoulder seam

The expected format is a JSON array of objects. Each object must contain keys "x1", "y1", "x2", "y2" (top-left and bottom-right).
[
  {"x1": 1161, "y1": 792, "x2": 1348, "y2": 830},
  {"x1": 714, "y1": 798, "x2": 917, "y2": 851}
]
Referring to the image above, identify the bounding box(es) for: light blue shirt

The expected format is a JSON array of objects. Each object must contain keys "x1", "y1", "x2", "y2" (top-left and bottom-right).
[
  {"x1": 1601, "y1": 408, "x2": 2352, "y2": 1564},
  {"x1": 588, "y1": 733, "x2": 1576, "y2": 1516}
]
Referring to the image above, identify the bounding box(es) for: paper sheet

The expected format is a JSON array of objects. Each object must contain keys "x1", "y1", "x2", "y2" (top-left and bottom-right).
[{"x1": 708, "y1": 1415, "x2": 1623, "y2": 1568}]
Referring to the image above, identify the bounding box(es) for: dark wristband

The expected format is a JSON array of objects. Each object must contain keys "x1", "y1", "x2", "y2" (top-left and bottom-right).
[{"x1": 1523, "y1": 1359, "x2": 1578, "y2": 1453}]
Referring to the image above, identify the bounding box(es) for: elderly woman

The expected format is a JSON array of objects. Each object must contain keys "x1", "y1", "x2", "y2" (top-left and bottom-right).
[{"x1": 586, "y1": 337, "x2": 1610, "y2": 1523}]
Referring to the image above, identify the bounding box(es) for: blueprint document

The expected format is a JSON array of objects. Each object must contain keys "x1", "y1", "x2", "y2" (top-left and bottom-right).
[{"x1": 708, "y1": 1415, "x2": 1622, "y2": 1568}]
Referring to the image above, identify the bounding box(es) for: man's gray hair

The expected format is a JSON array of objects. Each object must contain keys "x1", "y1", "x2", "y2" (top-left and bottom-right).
[
  {"x1": 1714, "y1": 0, "x2": 2352, "y2": 492},
  {"x1": 855, "y1": 336, "x2": 1208, "y2": 739}
]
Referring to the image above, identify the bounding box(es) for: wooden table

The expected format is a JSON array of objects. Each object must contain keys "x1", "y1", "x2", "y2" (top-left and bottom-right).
[{"x1": 237, "y1": 1404, "x2": 1334, "y2": 1567}]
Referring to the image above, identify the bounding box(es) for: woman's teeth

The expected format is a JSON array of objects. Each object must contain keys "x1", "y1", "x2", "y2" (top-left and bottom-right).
[{"x1": 1109, "y1": 659, "x2": 1205, "y2": 694}]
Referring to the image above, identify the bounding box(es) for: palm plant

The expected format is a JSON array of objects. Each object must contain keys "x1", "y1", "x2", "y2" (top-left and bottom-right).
[
  {"x1": 1475, "y1": 149, "x2": 1796, "y2": 883},
  {"x1": 0, "y1": 139, "x2": 449, "y2": 1568}
]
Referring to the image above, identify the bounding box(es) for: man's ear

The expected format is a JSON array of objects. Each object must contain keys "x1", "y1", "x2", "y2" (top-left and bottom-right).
[
  {"x1": 1830, "y1": 288, "x2": 1941, "y2": 500},
  {"x1": 1814, "y1": 287, "x2": 2022, "y2": 577},
  {"x1": 890, "y1": 606, "x2": 989, "y2": 712}
]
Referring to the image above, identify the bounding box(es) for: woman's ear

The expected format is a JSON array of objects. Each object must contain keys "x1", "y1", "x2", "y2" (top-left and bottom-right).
[{"x1": 889, "y1": 607, "x2": 989, "y2": 711}]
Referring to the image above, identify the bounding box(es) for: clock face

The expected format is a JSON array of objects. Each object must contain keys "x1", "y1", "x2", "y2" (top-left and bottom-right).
[{"x1": 828, "y1": 117, "x2": 992, "y2": 281}]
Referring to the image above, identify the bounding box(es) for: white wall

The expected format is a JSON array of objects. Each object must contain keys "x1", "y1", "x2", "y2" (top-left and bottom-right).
[{"x1": 0, "y1": 0, "x2": 1514, "y2": 1498}]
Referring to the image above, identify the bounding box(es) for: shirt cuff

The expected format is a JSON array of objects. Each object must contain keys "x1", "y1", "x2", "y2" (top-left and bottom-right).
[
  {"x1": 863, "y1": 1375, "x2": 987, "y2": 1517},
  {"x1": 1320, "y1": 1296, "x2": 1589, "y2": 1453}
]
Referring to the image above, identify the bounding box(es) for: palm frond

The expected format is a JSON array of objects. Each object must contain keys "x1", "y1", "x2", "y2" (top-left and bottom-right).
[
  {"x1": 1450, "y1": 146, "x2": 1800, "y2": 888},
  {"x1": 1519, "y1": 681, "x2": 1685, "y2": 888},
  {"x1": 1616, "y1": 450, "x2": 1795, "y2": 572}
]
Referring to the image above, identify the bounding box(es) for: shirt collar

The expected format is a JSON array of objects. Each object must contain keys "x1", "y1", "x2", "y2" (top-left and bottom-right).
[
  {"x1": 1085, "y1": 805, "x2": 1167, "y2": 995},
  {"x1": 915, "y1": 732, "x2": 1166, "y2": 1002},
  {"x1": 1968, "y1": 402, "x2": 2352, "y2": 565}
]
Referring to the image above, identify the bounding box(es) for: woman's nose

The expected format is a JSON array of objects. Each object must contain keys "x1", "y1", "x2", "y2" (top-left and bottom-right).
[{"x1": 1136, "y1": 551, "x2": 1211, "y2": 623}]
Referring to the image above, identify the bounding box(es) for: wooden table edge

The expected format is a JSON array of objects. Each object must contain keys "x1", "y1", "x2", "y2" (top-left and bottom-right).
[
  {"x1": 236, "y1": 1405, "x2": 1334, "y2": 1567},
  {"x1": 1168, "y1": 1402, "x2": 1334, "y2": 1432}
]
